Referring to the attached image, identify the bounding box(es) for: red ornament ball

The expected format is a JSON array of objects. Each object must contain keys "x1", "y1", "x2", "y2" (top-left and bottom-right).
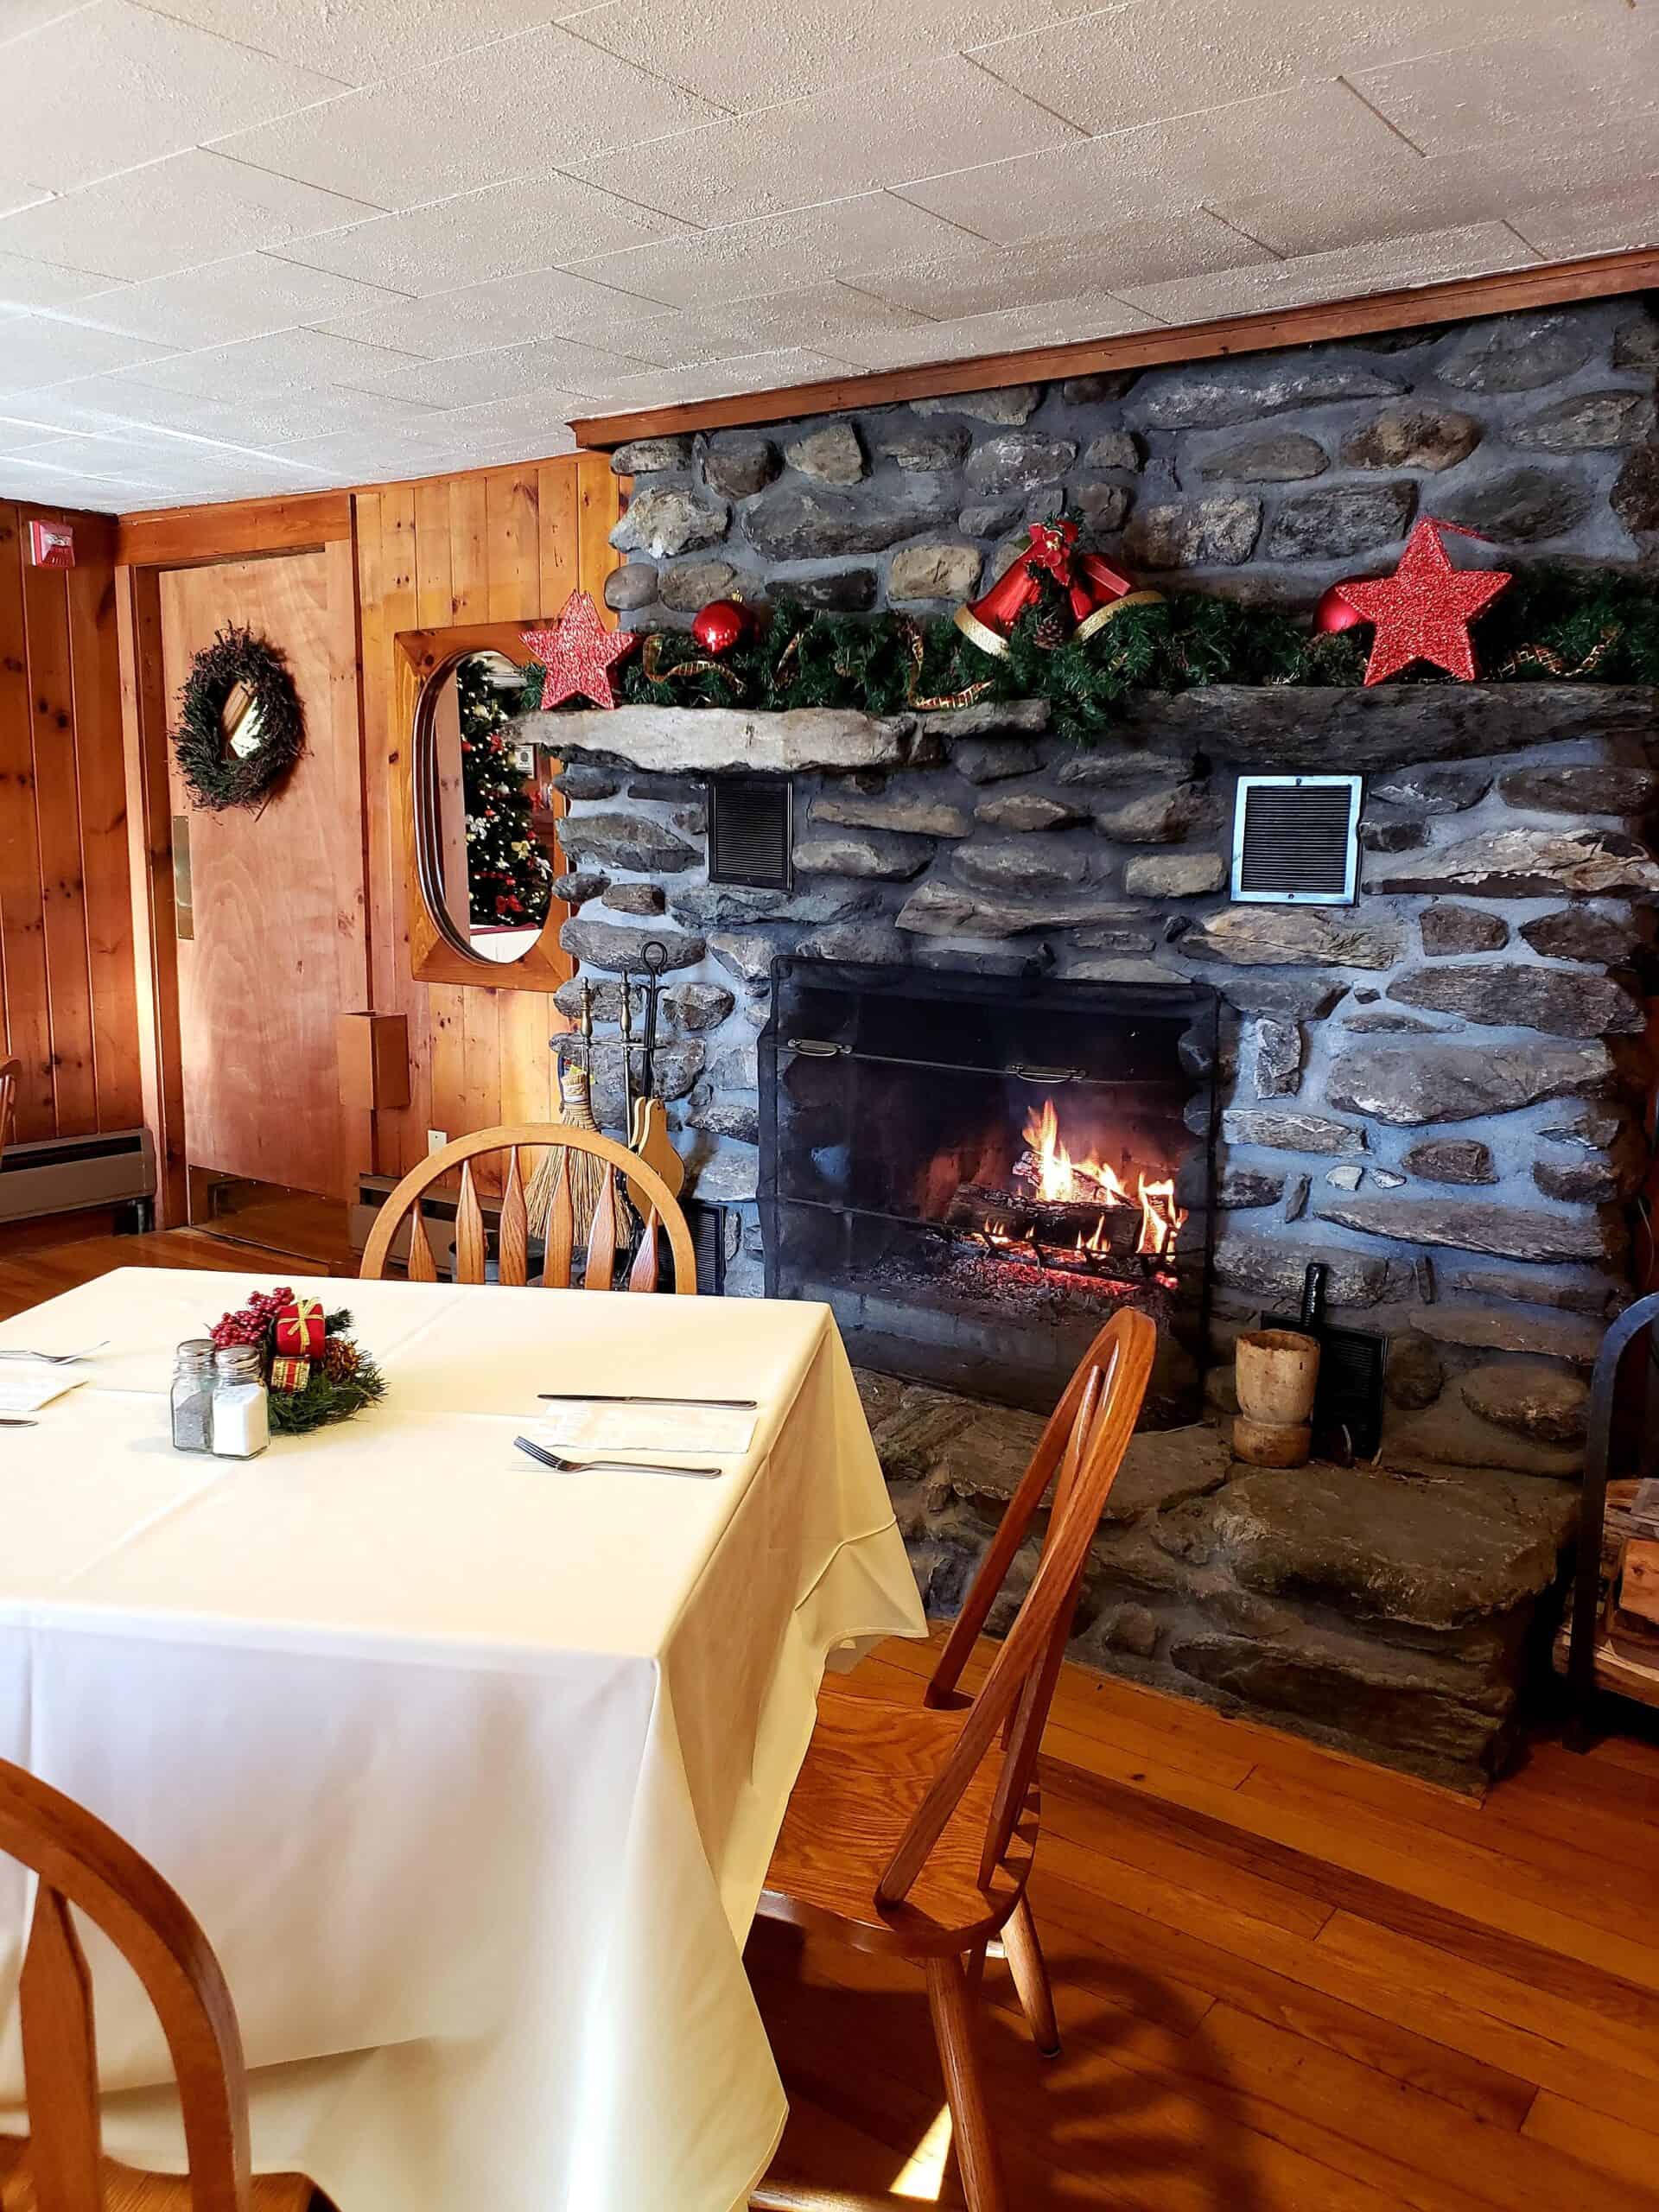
[
  {"x1": 692, "y1": 599, "x2": 747, "y2": 655},
  {"x1": 1314, "y1": 582, "x2": 1368, "y2": 635}
]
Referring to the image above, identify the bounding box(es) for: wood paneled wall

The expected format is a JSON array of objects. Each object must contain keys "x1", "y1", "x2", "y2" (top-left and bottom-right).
[
  {"x1": 355, "y1": 455, "x2": 622, "y2": 1179},
  {"x1": 0, "y1": 504, "x2": 140, "y2": 1145}
]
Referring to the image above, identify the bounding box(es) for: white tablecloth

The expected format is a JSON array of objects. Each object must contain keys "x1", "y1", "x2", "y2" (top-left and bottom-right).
[{"x1": 0, "y1": 1268, "x2": 925, "y2": 2211}]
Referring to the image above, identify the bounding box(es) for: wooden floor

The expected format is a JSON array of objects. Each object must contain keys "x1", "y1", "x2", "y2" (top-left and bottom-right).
[
  {"x1": 751, "y1": 1628, "x2": 1659, "y2": 2209},
  {"x1": 4, "y1": 1228, "x2": 1659, "y2": 2208},
  {"x1": 0, "y1": 1223, "x2": 347, "y2": 1324}
]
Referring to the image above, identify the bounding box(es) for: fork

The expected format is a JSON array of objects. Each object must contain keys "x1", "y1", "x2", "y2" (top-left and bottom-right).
[
  {"x1": 514, "y1": 1434, "x2": 722, "y2": 1480},
  {"x1": 0, "y1": 1341, "x2": 108, "y2": 1364}
]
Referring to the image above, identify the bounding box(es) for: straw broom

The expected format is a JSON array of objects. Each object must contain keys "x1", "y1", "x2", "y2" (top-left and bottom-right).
[{"x1": 526, "y1": 1010, "x2": 612, "y2": 1255}]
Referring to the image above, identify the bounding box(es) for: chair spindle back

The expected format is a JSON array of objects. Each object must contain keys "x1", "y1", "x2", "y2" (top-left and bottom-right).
[
  {"x1": 361, "y1": 1122, "x2": 696, "y2": 1293},
  {"x1": 877, "y1": 1308, "x2": 1156, "y2": 1909},
  {"x1": 0, "y1": 1056, "x2": 20, "y2": 1165}
]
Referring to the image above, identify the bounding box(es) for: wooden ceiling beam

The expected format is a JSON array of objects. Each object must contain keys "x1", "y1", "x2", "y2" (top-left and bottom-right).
[{"x1": 569, "y1": 246, "x2": 1659, "y2": 449}]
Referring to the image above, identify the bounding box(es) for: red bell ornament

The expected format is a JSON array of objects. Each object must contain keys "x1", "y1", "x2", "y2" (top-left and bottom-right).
[
  {"x1": 1314, "y1": 582, "x2": 1368, "y2": 635},
  {"x1": 691, "y1": 598, "x2": 747, "y2": 655},
  {"x1": 955, "y1": 518, "x2": 1161, "y2": 657}
]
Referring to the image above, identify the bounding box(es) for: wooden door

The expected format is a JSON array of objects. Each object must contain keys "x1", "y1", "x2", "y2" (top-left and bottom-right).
[{"x1": 160, "y1": 550, "x2": 366, "y2": 1206}]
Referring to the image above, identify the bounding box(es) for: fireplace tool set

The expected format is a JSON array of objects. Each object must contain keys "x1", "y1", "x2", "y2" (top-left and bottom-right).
[{"x1": 529, "y1": 944, "x2": 685, "y2": 1283}]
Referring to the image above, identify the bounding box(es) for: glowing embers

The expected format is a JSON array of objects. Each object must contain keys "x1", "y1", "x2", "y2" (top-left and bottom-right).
[{"x1": 944, "y1": 1096, "x2": 1186, "y2": 1282}]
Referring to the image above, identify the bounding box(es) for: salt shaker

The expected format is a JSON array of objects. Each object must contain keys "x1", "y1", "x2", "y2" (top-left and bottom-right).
[
  {"x1": 170, "y1": 1339, "x2": 216, "y2": 1453},
  {"x1": 211, "y1": 1343, "x2": 270, "y2": 1459}
]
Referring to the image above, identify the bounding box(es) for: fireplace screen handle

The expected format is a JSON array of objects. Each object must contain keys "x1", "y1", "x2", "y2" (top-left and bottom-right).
[{"x1": 1009, "y1": 1063, "x2": 1079, "y2": 1084}]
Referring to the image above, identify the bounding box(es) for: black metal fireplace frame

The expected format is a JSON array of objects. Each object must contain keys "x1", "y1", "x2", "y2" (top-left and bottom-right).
[{"x1": 758, "y1": 956, "x2": 1221, "y2": 1414}]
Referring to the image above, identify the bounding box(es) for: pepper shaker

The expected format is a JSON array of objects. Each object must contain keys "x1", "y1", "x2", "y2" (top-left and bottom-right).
[{"x1": 170, "y1": 1339, "x2": 216, "y2": 1453}]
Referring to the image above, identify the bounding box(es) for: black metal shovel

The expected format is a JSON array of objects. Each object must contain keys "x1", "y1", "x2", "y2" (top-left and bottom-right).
[{"x1": 1265, "y1": 1262, "x2": 1389, "y2": 1463}]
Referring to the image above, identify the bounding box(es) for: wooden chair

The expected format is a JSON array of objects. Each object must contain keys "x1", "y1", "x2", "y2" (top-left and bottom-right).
[
  {"x1": 0, "y1": 1757, "x2": 319, "y2": 2212},
  {"x1": 0, "y1": 1058, "x2": 19, "y2": 1165},
  {"x1": 359, "y1": 1124, "x2": 696, "y2": 1294},
  {"x1": 752, "y1": 1309, "x2": 1157, "y2": 2212}
]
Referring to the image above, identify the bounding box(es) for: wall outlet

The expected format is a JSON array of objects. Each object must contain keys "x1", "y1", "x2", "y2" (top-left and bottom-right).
[{"x1": 427, "y1": 1128, "x2": 448, "y2": 1154}]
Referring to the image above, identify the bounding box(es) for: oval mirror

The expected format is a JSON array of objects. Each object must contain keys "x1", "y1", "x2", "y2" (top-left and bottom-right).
[{"x1": 415, "y1": 650, "x2": 557, "y2": 967}]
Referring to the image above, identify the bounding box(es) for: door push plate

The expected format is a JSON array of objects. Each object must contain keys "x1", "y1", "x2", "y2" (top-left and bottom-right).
[{"x1": 171, "y1": 814, "x2": 194, "y2": 940}]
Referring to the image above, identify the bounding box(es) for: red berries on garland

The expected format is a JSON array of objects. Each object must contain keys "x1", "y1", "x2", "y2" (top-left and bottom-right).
[{"x1": 208, "y1": 1286, "x2": 294, "y2": 1351}]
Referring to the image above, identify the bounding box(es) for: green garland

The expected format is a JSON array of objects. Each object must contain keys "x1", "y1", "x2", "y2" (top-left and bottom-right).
[
  {"x1": 268, "y1": 1306, "x2": 387, "y2": 1435},
  {"x1": 172, "y1": 624, "x2": 306, "y2": 810},
  {"x1": 524, "y1": 565, "x2": 1659, "y2": 746}
]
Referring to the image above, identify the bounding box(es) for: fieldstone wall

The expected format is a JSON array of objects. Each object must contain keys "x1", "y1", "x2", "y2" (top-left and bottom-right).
[
  {"x1": 515, "y1": 290, "x2": 1659, "y2": 1783},
  {"x1": 601, "y1": 297, "x2": 1659, "y2": 626}
]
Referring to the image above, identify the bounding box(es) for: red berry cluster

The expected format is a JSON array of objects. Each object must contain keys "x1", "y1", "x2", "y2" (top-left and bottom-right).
[{"x1": 208, "y1": 1285, "x2": 295, "y2": 1351}]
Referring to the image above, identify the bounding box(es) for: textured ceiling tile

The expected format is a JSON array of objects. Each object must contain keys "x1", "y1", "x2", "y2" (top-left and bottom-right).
[
  {"x1": 846, "y1": 292, "x2": 1157, "y2": 369},
  {"x1": 1510, "y1": 180, "x2": 1659, "y2": 260},
  {"x1": 122, "y1": 326, "x2": 424, "y2": 398},
  {"x1": 34, "y1": 376, "x2": 445, "y2": 446},
  {"x1": 564, "y1": 0, "x2": 1082, "y2": 111},
  {"x1": 858, "y1": 213, "x2": 1268, "y2": 321},
  {"x1": 1352, "y1": 14, "x2": 1659, "y2": 157},
  {"x1": 0, "y1": 151, "x2": 383, "y2": 284},
  {"x1": 1116, "y1": 222, "x2": 1538, "y2": 323},
  {"x1": 132, "y1": 0, "x2": 601, "y2": 83},
  {"x1": 594, "y1": 346, "x2": 860, "y2": 410},
  {"x1": 0, "y1": 250, "x2": 113, "y2": 310},
  {"x1": 563, "y1": 56, "x2": 1078, "y2": 228},
  {"x1": 4, "y1": 0, "x2": 348, "y2": 192},
  {"x1": 0, "y1": 450, "x2": 173, "y2": 496},
  {"x1": 892, "y1": 129, "x2": 1202, "y2": 246},
  {"x1": 338, "y1": 337, "x2": 643, "y2": 407},
  {"x1": 313, "y1": 265, "x2": 656, "y2": 357},
  {"x1": 0, "y1": 3, "x2": 91, "y2": 45},
  {"x1": 58, "y1": 255, "x2": 407, "y2": 349},
  {"x1": 0, "y1": 175, "x2": 54, "y2": 222},
  {"x1": 565, "y1": 192, "x2": 988, "y2": 309},
  {"x1": 212, "y1": 26, "x2": 722, "y2": 210},
  {"x1": 274, "y1": 175, "x2": 690, "y2": 294},
  {"x1": 966, "y1": 0, "x2": 1599, "y2": 136},
  {"x1": 0, "y1": 315, "x2": 178, "y2": 391}
]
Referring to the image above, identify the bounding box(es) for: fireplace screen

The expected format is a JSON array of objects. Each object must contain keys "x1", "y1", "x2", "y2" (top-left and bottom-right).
[{"x1": 760, "y1": 959, "x2": 1217, "y2": 1420}]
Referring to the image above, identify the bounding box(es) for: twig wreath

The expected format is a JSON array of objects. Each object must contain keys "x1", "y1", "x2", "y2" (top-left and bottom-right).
[{"x1": 172, "y1": 625, "x2": 305, "y2": 810}]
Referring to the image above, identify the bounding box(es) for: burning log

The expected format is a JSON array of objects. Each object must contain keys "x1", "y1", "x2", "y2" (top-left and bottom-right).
[{"x1": 945, "y1": 1183, "x2": 1142, "y2": 1264}]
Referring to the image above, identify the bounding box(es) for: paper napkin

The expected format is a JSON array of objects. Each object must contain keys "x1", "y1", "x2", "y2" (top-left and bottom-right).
[{"x1": 531, "y1": 1403, "x2": 757, "y2": 1456}]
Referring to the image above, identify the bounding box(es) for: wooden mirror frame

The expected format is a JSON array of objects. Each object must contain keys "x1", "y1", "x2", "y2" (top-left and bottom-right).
[{"x1": 394, "y1": 620, "x2": 574, "y2": 993}]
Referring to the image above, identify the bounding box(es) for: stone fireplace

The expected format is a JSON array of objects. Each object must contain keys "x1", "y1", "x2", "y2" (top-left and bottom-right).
[{"x1": 513, "y1": 294, "x2": 1659, "y2": 1788}]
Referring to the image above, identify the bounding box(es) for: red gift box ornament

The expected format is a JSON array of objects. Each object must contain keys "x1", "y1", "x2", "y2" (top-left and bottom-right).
[
  {"x1": 270, "y1": 1356, "x2": 311, "y2": 1395},
  {"x1": 955, "y1": 518, "x2": 1163, "y2": 658},
  {"x1": 275, "y1": 1297, "x2": 326, "y2": 1358}
]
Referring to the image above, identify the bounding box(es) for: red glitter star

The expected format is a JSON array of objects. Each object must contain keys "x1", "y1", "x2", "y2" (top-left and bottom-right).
[
  {"x1": 521, "y1": 594, "x2": 637, "y2": 711},
  {"x1": 1337, "y1": 519, "x2": 1510, "y2": 686}
]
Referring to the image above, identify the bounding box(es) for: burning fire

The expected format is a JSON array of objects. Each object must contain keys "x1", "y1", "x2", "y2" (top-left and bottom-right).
[{"x1": 1019, "y1": 1099, "x2": 1186, "y2": 1259}]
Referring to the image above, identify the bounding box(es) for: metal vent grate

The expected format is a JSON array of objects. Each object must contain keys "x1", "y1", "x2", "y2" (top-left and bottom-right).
[
  {"x1": 709, "y1": 775, "x2": 791, "y2": 890},
  {"x1": 1232, "y1": 774, "x2": 1363, "y2": 905}
]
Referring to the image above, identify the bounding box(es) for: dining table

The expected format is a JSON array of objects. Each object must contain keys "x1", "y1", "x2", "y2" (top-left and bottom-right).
[{"x1": 0, "y1": 1265, "x2": 927, "y2": 2212}]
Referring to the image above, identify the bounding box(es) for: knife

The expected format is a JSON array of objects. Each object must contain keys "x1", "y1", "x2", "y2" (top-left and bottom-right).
[{"x1": 537, "y1": 1392, "x2": 757, "y2": 1408}]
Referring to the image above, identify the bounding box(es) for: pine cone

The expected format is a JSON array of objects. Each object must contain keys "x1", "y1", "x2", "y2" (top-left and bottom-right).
[
  {"x1": 1033, "y1": 607, "x2": 1068, "y2": 652},
  {"x1": 321, "y1": 1338, "x2": 361, "y2": 1382}
]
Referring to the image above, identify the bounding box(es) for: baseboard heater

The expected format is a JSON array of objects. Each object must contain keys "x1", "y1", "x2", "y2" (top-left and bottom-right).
[
  {"x1": 352, "y1": 1173, "x2": 728, "y2": 1292},
  {"x1": 0, "y1": 1128, "x2": 156, "y2": 1226}
]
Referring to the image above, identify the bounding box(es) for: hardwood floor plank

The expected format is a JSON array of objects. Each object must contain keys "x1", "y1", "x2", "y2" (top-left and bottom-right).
[
  {"x1": 1317, "y1": 1910, "x2": 1659, "y2": 2089},
  {"x1": 1024, "y1": 1869, "x2": 1535, "y2": 2135},
  {"x1": 1522, "y1": 2091, "x2": 1659, "y2": 2194}
]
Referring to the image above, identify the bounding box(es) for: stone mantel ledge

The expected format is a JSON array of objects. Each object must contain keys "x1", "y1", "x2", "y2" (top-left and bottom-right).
[
  {"x1": 518, "y1": 685, "x2": 1656, "y2": 778},
  {"x1": 516, "y1": 703, "x2": 933, "y2": 774}
]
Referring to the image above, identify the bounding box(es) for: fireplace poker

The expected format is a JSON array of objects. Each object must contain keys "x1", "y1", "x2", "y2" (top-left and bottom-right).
[
  {"x1": 618, "y1": 976, "x2": 636, "y2": 1142},
  {"x1": 639, "y1": 938, "x2": 666, "y2": 1106}
]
